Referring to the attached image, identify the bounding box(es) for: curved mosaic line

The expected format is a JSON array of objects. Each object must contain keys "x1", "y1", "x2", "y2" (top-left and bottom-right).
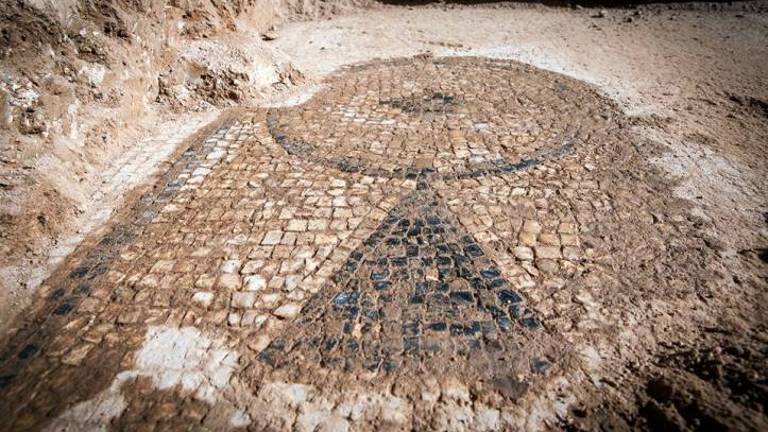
[
  {"x1": 266, "y1": 56, "x2": 584, "y2": 181},
  {"x1": 267, "y1": 110, "x2": 579, "y2": 180}
]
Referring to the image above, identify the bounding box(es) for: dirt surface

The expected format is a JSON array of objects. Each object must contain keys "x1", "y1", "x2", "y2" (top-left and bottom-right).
[{"x1": 0, "y1": 1, "x2": 767, "y2": 431}]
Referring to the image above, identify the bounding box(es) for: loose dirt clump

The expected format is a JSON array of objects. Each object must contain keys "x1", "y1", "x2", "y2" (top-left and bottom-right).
[{"x1": 729, "y1": 94, "x2": 768, "y2": 121}]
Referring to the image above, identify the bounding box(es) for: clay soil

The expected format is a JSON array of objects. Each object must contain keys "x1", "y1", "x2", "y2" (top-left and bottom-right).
[{"x1": 0, "y1": 1, "x2": 767, "y2": 431}]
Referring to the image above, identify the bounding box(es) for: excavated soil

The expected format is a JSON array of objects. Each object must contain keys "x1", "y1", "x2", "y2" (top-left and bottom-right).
[{"x1": 0, "y1": 3, "x2": 767, "y2": 432}]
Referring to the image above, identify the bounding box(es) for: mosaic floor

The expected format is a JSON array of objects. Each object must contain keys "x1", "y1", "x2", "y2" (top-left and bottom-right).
[{"x1": 0, "y1": 57, "x2": 651, "y2": 430}]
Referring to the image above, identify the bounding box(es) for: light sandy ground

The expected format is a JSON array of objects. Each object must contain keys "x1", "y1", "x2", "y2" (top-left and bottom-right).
[{"x1": 273, "y1": 5, "x2": 758, "y2": 109}]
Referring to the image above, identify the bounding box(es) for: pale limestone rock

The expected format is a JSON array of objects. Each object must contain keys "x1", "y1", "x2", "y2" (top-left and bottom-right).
[
  {"x1": 513, "y1": 246, "x2": 534, "y2": 261},
  {"x1": 535, "y1": 245, "x2": 562, "y2": 260},
  {"x1": 262, "y1": 230, "x2": 283, "y2": 245},
  {"x1": 192, "y1": 291, "x2": 214, "y2": 308},
  {"x1": 232, "y1": 292, "x2": 257, "y2": 309},
  {"x1": 217, "y1": 274, "x2": 241, "y2": 290},
  {"x1": 273, "y1": 303, "x2": 301, "y2": 319},
  {"x1": 245, "y1": 275, "x2": 266, "y2": 291}
]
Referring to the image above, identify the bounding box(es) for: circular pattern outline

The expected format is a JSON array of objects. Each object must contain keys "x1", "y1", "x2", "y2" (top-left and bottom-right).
[{"x1": 267, "y1": 57, "x2": 582, "y2": 180}]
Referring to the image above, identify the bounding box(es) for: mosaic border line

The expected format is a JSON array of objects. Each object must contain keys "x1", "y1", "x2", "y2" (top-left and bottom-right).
[
  {"x1": 267, "y1": 110, "x2": 579, "y2": 181},
  {"x1": 0, "y1": 122, "x2": 239, "y2": 390}
]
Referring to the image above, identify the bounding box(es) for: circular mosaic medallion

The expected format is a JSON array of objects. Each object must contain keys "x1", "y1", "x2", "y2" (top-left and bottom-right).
[{"x1": 267, "y1": 56, "x2": 585, "y2": 179}]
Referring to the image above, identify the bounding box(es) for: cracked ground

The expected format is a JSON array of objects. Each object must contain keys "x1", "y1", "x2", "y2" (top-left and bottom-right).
[{"x1": 0, "y1": 55, "x2": 766, "y2": 431}]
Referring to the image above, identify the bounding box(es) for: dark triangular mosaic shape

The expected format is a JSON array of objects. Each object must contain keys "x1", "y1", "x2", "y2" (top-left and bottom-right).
[{"x1": 259, "y1": 187, "x2": 544, "y2": 375}]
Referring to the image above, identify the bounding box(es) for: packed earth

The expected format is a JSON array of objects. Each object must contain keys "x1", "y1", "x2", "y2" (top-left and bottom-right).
[{"x1": 1, "y1": 2, "x2": 767, "y2": 431}]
